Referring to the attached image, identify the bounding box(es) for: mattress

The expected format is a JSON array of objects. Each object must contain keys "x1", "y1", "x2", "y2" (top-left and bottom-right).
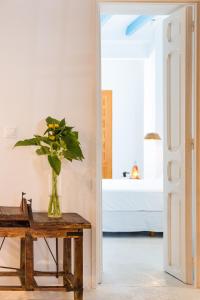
[
  {"x1": 102, "y1": 179, "x2": 163, "y2": 212},
  {"x1": 102, "y1": 179, "x2": 164, "y2": 232}
]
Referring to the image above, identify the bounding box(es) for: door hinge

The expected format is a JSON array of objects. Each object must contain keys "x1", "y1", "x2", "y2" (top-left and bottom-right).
[
  {"x1": 191, "y1": 138, "x2": 195, "y2": 150},
  {"x1": 192, "y1": 21, "x2": 195, "y2": 32}
]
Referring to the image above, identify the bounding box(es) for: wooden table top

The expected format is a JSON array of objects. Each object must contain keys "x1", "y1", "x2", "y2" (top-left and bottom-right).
[
  {"x1": 0, "y1": 206, "x2": 29, "y2": 221},
  {"x1": 30, "y1": 212, "x2": 91, "y2": 229}
]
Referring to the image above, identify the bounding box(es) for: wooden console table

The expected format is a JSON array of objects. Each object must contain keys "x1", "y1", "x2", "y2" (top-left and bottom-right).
[
  {"x1": 0, "y1": 204, "x2": 91, "y2": 300},
  {"x1": 29, "y1": 212, "x2": 91, "y2": 300}
]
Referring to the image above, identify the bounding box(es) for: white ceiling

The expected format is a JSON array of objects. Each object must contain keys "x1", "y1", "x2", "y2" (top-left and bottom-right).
[
  {"x1": 101, "y1": 15, "x2": 166, "y2": 43},
  {"x1": 100, "y1": 3, "x2": 185, "y2": 59}
]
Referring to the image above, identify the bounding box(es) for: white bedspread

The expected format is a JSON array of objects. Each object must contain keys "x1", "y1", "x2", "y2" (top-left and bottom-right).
[
  {"x1": 102, "y1": 179, "x2": 163, "y2": 232},
  {"x1": 102, "y1": 179, "x2": 163, "y2": 212}
]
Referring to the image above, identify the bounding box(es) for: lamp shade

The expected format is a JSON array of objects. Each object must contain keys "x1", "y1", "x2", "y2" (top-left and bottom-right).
[{"x1": 144, "y1": 132, "x2": 161, "y2": 140}]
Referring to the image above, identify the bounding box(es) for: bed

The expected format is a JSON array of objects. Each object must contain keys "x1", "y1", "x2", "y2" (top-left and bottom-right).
[{"x1": 102, "y1": 179, "x2": 163, "y2": 232}]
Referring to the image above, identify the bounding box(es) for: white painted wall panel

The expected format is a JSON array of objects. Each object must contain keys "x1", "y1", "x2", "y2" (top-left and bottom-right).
[
  {"x1": 101, "y1": 59, "x2": 144, "y2": 178},
  {"x1": 0, "y1": 0, "x2": 96, "y2": 288}
]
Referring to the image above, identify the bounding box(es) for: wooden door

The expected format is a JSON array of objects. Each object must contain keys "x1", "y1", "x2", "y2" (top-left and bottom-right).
[
  {"x1": 102, "y1": 90, "x2": 112, "y2": 179},
  {"x1": 163, "y1": 6, "x2": 193, "y2": 283}
]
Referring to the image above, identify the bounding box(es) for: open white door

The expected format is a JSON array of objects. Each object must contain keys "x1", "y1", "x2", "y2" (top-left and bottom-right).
[{"x1": 163, "y1": 6, "x2": 193, "y2": 284}]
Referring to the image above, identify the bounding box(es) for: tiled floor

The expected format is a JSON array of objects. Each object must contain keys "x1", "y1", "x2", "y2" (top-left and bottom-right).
[
  {"x1": 1, "y1": 234, "x2": 200, "y2": 299},
  {"x1": 103, "y1": 233, "x2": 182, "y2": 287}
]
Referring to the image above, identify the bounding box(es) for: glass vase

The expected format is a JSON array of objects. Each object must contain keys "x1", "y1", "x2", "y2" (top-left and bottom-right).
[{"x1": 48, "y1": 169, "x2": 62, "y2": 218}]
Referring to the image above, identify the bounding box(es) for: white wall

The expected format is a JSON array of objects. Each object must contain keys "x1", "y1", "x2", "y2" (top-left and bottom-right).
[
  {"x1": 143, "y1": 19, "x2": 163, "y2": 179},
  {"x1": 144, "y1": 51, "x2": 157, "y2": 179},
  {"x1": 102, "y1": 59, "x2": 144, "y2": 178},
  {"x1": 102, "y1": 41, "x2": 151, "y2": 59},
  {"x1": 0, "y1": 0, "x2": 96, "y2": 288},
  {"x1": 154, "y1": 20, "x2": 164, "y2": 179}
]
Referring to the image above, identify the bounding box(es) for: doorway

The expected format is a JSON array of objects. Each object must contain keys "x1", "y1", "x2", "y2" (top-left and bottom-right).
[{"x1": 98, "y1": 2, "x2": 195, "y2": 287}]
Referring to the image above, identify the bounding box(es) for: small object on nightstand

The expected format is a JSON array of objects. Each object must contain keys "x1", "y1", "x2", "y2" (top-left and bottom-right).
[
  {"x1": 131, "y1": 162, "x2": 140, "y2": 179},
  {"x1": 122, "y1": 171, "x2": 130, "y2": 178}
]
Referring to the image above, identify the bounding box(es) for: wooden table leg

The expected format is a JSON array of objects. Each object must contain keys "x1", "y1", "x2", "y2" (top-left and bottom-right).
[
  {"x1": 63, "y1": 238, "x2": 72, "y2": 289},
  {"x1": 74, "y1": 233, "x2": 83, "y2": 300},
  {"x1": 20, "y1": 238, "x2": 25, "y2": 287},
  {"x1": 56, "y1": 238, "x2": 59, "y2": 278},
  {"x1": 25, "y1": 233, "x2": 34, "y2": 290}
]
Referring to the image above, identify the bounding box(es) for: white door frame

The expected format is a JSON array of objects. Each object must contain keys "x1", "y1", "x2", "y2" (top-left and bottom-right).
[{"x1": 95, "y1": 0, "x2": 200, "y2": 287}]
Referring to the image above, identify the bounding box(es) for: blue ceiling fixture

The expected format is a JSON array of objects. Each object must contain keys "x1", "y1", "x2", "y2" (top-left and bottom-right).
[
  {"x1": 101, "y1": 14, "x2": 112, "y2": 26},
  {"x1": 126, "y1": 15, "x2": 153, "y2": 36}
]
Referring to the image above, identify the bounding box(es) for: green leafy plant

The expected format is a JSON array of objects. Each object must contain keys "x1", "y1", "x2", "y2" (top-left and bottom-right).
[{"x1": 14, "y1": 116, "x2": 84, "y2": 217}]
